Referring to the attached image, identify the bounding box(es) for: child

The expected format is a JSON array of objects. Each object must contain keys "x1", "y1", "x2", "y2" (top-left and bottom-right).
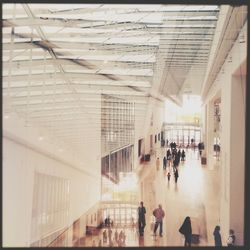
[{"x1": 227, "y1": 229, "x2": 236, "y2": 246}]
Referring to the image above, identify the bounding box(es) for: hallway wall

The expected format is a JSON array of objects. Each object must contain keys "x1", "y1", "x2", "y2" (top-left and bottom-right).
[
  {"x1": 3, "y1": 113, "x2": 101, "y2": 247},
  {"x1": 203, "y1": 20, "x2": 247, "y2": 245},
  {"x1": 134, "y1": 99, "x2": 165, "y2": 168}
]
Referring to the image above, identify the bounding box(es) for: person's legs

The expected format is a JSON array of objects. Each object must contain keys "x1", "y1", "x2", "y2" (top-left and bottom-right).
[
  {"x1": 184, "y1": 236, "x2": 187, "y2": 246},
  {"x1": 142, "y1": 221, "x2": 145, "y2": 235},
  {"x1": 142, "y1": 221, "x2": 146, "y2": 234},
  {"x1": 138, "y1": 220, "x2": 142, "y2": 236},
  {"x1": 185, "y1": 235, "x2": 191, "y2": 246},
  {"x1": 154, "y1": 222, "x2": 159, "y2": 235},
  {"x1": 159, "y1": 221, "x2": 163, "y2": 236}
]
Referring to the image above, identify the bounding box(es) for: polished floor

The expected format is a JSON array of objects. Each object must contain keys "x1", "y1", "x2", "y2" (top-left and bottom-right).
[{"x1": 81, "y1": 147, "x2": 220, "y2": 247}]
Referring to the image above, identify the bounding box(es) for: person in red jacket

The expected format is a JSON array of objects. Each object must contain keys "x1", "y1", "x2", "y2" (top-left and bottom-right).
[{"x1": 153, "y1": 204, "x2": 165, "y2": 237}]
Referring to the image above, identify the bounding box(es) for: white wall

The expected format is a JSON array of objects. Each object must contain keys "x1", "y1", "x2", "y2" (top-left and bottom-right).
[
  {"x1": 3, "y1": 110, "x2": 101, "y2": 246},
  {"x1": 229, "y1": 74, "x2": 245, "y2": 245},
  {"x1": 133, "y1": 97, "x2": 164, "y2": 169},
  {"x1": 203, "y1": 21, "x2": 247, "y2": 245}
]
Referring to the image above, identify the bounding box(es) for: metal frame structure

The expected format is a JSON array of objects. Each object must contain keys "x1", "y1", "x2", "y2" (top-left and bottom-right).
[{"x1": 3, "y1": 4, "x2": 221, "y2": 151}]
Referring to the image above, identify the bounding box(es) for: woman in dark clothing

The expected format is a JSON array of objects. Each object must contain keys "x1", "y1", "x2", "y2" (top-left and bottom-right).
[
  {"x1": 179, "y1": 216, "x2": 192, "y2": 246},
  {"x1": 213, "y1": 225, "x2": 222, "y2": 246}
]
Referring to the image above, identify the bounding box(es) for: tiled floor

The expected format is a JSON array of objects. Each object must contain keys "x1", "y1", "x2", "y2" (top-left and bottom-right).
[{"x1": 81, "y1": 148, "x2": 220, "y2": 247}]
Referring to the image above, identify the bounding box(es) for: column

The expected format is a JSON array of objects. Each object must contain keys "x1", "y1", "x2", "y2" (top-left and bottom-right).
[
  {"x1": 220, "y1": 73, "x2": 245, "y2": 246},
  {"x1": 228, "y1": 75, "x2": 245, "y2": 245}
]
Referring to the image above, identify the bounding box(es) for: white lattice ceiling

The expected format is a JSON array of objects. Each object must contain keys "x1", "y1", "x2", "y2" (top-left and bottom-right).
[{"x1": 3, "y1": 3, "x2": 221, "y2": 151}]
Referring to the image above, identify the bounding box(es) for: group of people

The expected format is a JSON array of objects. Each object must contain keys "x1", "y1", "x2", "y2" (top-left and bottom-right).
[
  {"x1": 104, "y1": 216, "x2": 113, "y2": 227},
  {"x1": 156, "y1": 144, "x2": 186, "y2": 184},
  {"x1": 102, "y1": 227, "x2": 126, "y2": 247},
  {"x1": 138, "y1": 201, "x2": 236, "y2": 246},
  {"x1": 213, "y1": 226, "x2": 236, "y2": 246},
  {"x1": 138, "y1": 202, "x2": 165, "y2": 237}
]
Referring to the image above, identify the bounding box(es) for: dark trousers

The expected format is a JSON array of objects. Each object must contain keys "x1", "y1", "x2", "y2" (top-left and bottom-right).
[
  {"x1": 154, "y1": 221, "x2": 163, "y2": 236},
  {"x1": 175, "y1": 176, "x2": 178, "y2": 183},
  {"x1": 184, "y1": 235, "x2": 191, "y2": 246},
  {"x1": 138, "y1": 220, "x2": 145, "y2": 236}
]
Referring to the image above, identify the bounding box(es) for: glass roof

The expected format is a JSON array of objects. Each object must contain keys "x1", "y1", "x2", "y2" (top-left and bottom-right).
[{"x1": 2, "y1": 3, "x2": 224, "y2": 149}]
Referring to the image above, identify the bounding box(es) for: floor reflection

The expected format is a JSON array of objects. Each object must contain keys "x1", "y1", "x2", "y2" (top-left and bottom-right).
[
  {"x1": 138, "y1": 236, "x2": 144, "y2": 246},
  {"x1": 68, "y1": 148, "x2": 220, "y2": 247}
]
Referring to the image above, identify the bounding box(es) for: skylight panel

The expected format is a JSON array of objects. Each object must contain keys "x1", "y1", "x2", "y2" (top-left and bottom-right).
[
  {"x1": 99, "y1": 68, "x2": 153, "y2": 77},
  {"x1": 147, "y1": 24, "x2": 216, "y2": 28},
  {"x1": 28, "y1": 4, "x2": 102, "y2": 12}
]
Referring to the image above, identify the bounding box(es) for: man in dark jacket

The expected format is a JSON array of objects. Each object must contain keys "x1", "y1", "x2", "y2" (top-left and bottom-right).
[{"x1": 138, "y1": 201, "x2": 146, "y2": 236}]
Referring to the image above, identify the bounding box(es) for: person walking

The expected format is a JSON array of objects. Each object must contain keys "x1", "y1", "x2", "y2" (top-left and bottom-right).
[
  {"x1": 167, "y1": 171, "x2": 171, "y2": 182},
  {"x1": 198, "y1": 142, "x2": 202, "y2": 157},
  {"x1": 213, "y1": 225, "x2": 222, "y2": 246},
  {"x1": 179, "y1": 216, "x2": 192, "y2": 247},
  {"x1": 174, "y1": 168, "x2": 179, "y2": 183},
  {"x1": 181, "y1": 149, "x2": 186, "y2": 161},
  {"x1": 156, "y1": 157, "x2": 160, "y2": 171},
  {"x1": 153, "y1": 204, "x2": 165, "y2": 237},
  {"x1": 163, "y1": 156, "x2": 167, "y2": 170},
  {"x1": 138, "y1": 201, "x2": 146, "y2": 236}
]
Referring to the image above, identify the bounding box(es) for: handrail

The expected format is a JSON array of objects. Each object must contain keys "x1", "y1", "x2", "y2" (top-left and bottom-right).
[{"x1": 46, "y1": 201, "x2": 101, "y2": 247}]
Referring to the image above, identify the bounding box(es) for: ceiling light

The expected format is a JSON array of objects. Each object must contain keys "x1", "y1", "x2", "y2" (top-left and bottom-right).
[
  {"x1": 38, "y1": 136, "x2": 44, "y2": 141},
  {"x1": 4, "y1": 114, "x2": 9, "y2": 119}
]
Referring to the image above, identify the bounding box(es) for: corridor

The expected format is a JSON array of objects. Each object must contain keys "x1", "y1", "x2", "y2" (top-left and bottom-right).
[
  {"x1": 3, "y1": 3, "x2": 246, "y2": 247},
  {"x1": 75, "y1": 148, "x2": 220, "y2": 247}
]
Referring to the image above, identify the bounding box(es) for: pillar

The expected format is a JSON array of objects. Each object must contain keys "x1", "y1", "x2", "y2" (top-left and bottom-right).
[
  {"x1": 228, "y1": 75, "x2": 245, "y2": 245},
  {"x1": 220, "y1": 72, "x2": 245, "y2": 245}
]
